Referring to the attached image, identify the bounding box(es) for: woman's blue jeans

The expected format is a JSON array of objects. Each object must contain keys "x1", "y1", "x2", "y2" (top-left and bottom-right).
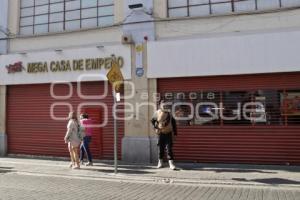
[{"x1": 80, "y1": 136, "x2": 92, "y2": 163}]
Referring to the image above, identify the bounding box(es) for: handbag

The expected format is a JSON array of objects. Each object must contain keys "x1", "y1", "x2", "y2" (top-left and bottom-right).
[{"x1": 77, "y1": 125, "x2": 86, "y2": 140}]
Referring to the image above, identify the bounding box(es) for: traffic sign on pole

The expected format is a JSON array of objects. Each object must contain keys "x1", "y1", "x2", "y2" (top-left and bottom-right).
[
  {"x1": 106, "y1": 60, "x2": 124, "y2": 93},
  {"x1": 106, "y1": 59, "x2": 124, "y2": 174}
]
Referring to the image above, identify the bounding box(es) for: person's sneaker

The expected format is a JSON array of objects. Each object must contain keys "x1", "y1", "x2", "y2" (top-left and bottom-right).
[
  {"x1": 168, "y1": 160, "x2": 176, "y2": 170},
  {"x1": 85, "y1": 162, "x2": 93, "y2": 166},
  {"x1": 80, "y1": 160, "x2": 84, "y2": 165},
  {"x1": 157, "y1": 159, "x2": 163, "y2": 168}
]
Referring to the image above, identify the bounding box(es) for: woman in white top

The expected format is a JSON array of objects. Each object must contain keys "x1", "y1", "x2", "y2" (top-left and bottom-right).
[{"x1": 64, "y1": 112, "x2": 82, "y2": 169}]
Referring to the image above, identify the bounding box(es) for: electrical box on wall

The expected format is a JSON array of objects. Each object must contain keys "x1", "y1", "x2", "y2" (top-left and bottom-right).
[
  {"x1": 124, "y1": 0, "x2": 153, "y2": 16},
  {"x1": 123, "y1": 0, "x2": 155, "y2": 43}
]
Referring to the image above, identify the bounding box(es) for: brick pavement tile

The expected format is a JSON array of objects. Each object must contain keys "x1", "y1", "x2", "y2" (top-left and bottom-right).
[
  {"x1": 229, "y1": 187, "x2": 240, "y2": 200},
  {"x1": 0, "y1": 170, "x2": 300, "y2": 200},
  {"x1": 283, "y1": 190, "x2": 294, "y2": 200},
  {"x1": 236, "y1": 187, "x2": 248, "y2": 199},
  {"x1": 94, "y1": 182, "x2": 124, "y2": 199},
  {"x1": 169, "y1": 185, "x2": 189, "y2": 200},
  {"x1": 292, "y1": 191, "x2": 299, "y2": 200},
  {"x1": 248, "y1": 188, "x2": 256, "y2": 200},
  {"x1": 131, "y1": 183, "x2": 162, "y2": 200},
  {"x1": 277, "y1": 190, "x2": 287, "y2": 200},
  {"x1": 161, "y1": 185, "x2": 189, "y2": 200},
  {"x1": 181, "y1": 186, "x2": 208, "y2": 200},
  {"x1": 206, "y1": 187, "x2": 223, "y2": 200},
  {"x1": 257, "y1": 188, "x2": 264, "y2": 200},
  {"x1": 276, "y1": 189, "x2": 283, "y2": 200},
  {"x1": 264, "y1": 189, "x2": 275, "y2": 200},
  {"x1": 199, "y1": 186, "x2": 219, "y2": 200},
  {"x1": 231, "y1": 187, "x2": 244, "y2": 200},
  {"x1": 141, "y1": 186, "x2": 169, "y2": 200},
  {"x1": 271, "y1": 190, "x2": 280, "y2": 200},
  {"x1": 123, "y1": 183, "x2": 150, "y2": 200},
  {"x1": 187, "y1": 187, "x2": 202, "y2": 200},
  {"x1": 174, "y1": 186, "x2": 198, "y2": 200}
]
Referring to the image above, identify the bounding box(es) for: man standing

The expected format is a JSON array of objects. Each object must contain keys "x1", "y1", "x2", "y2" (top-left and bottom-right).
[{"x1": 151, "y1": 100, "x2": 177, "y2": 170}]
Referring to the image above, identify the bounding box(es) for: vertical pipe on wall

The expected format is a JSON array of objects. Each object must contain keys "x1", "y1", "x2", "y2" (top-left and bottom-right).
[
  {"x1": 187, "y1": 0, "x2": 190, "y2": 17},
  {"x1": 231, "y1": 0, "x2": 235, "y2": 12},
  {"x1": 208, "y1": 0, "x2": 212, "y2": 15}
]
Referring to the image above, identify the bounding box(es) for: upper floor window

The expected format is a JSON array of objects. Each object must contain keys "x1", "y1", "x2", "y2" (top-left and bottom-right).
[
  {"x1": 20, "y1": 0, "x2": 114, "y2": 35},
  {"x1": 167, "y1": 0, "x2": 300, "y2": 18}
]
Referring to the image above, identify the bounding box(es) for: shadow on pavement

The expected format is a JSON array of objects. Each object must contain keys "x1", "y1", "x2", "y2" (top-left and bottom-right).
[
  {"x1": 232, "y1": 178, "x2": 300, "y2": 185},
  {"x1": 202, "y1": 168, "x2": 276, "y2": 174},
  {"x1": 92, "y1": 163, "x2": 155, "y2": 170},
  {"x1": 177, "y1": 163, "x2": 300, "y2": 173},
  {"x1": 179, "y1": 165, "x2": 277, "y2": 174},
  {"x1": 0, "y1": 166, "x2": 15, "y2": 174},
  {"x1": 80, "y1": 168, "x2": 155, "y2": 175}
]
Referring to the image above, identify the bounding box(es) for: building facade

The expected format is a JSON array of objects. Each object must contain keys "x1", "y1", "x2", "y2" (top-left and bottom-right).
[{"x1": 0, "y1": 0, "x2": 300, "y2": 165}]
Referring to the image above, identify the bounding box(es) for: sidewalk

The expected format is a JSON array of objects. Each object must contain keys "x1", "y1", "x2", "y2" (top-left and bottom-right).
[{"x1": 0, "y1": 156, "x2": 300, "y2": 189}]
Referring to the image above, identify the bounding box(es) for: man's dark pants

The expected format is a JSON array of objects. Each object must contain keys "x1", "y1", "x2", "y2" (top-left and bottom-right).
[{"x1": 158, "y1": 132, "x2": 174, "y2": 160}]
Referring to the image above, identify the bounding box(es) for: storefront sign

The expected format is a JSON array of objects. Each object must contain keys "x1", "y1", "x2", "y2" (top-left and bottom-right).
[
  {"x1": 0, "y1": 45, "x2": 131, "y2": 85},
  {"x1": 26, "y1": 56, "x2": 124, "y2": 74},
  {"x1": 6, "y1": 62, "x2": 25, "y2": 73}
]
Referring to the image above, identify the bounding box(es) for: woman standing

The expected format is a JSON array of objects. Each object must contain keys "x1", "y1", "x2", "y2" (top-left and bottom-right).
[
  {"x1": 79, "y1": 113, "x2": 93, "y2": 166},
  {"x1": 64, "y1": 112, "x2": 82, "y2": 169}
]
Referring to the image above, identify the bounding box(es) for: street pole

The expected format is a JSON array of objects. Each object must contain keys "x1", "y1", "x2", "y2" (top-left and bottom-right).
[
  {"x1": 113, "y1": 89, "x2": 118, "y2": 174},
  {"x1": 106, "y1": 58, "x2": 123, "y2": 174}
]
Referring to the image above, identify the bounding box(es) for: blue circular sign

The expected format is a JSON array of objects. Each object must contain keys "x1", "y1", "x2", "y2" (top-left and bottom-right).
[{"x1": 136, "y1": 68, "x2": 144, "y2": 77}]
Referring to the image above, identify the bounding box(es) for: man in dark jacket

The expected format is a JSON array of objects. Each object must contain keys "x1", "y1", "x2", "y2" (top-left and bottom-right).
[{"x1": 151, "y1": 100, "x2": 177, "y2": 170}]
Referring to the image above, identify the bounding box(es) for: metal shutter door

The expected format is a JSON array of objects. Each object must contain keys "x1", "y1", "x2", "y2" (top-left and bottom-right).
[
  {"x1": 158, "y1": 73, "x2": 300, "y2": 165},
  {"x1": 7, "y1": 82, "x2": 123, "y2": 159}
]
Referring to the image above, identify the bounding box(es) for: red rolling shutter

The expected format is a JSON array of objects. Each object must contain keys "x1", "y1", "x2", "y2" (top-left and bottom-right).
[
  {"x1": 158, "y1": 73, "x2": 300, "y2": 165},
  {"x1": 7, "y1": 82, "x2": 123, "y2": 159}
]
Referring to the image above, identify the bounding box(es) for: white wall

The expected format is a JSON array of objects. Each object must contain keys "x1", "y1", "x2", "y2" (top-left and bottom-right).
[
  {"x1": 147, "y1": 28, "x2": 300, "y2": 78},
  {"x1": 0, "y1": 45, "x2": 131, "y2": 85},
  {"x1": 9, "y1": 28, "x2": 123, "y2": 53}
]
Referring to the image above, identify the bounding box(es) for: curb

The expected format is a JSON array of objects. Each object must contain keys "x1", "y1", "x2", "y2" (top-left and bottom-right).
[{"x1": 1, "y1": 157, "x2": 300, "y2": 190}]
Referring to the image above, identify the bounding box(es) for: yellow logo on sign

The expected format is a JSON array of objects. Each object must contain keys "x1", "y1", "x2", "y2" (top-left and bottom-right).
[{"x1": 106, "y1": 60, "x2": 124, "y2": 92}]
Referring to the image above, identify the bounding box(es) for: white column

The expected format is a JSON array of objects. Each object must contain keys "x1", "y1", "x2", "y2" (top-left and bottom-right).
[{"x1": 121, "y1": 0, "x2": 156, "y2": 162}]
